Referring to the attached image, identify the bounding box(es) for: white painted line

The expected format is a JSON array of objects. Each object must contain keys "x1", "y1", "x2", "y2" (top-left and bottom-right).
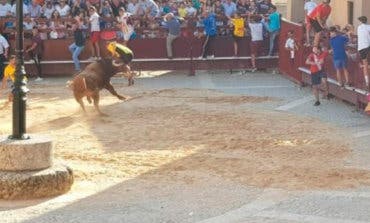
[
  {"x1": 275, "y1": 96, "x2": 312, "y2": 111},
  {"x1": 254, "y1": 210, "x2": 369, "y2": 223},
  {"x1": 353, "y1": 130, "x2": 370, "y2": 138},
  {"x1": 217, "y1": 86, "x2": 293, "y2": 90},
  {"x1": 308, "y1": 190, "x2": 370, "y2": 199}
]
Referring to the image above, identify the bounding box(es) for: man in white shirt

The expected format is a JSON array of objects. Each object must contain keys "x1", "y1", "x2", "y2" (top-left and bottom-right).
[
  {"x1": 55, "y1": 0, "x2": 71, "y2": 17},
  {"x1": 11, "y1": 3, "x2": 29, "y2": 16},
  {"x1": 357, "y1": 16, "x2": 370, "y2": 90},
  {"x1": 304, "y1": 0, "x2": 317, "y2": 46},
  {"x1": 0, "y1": 33, "x2": 9, "y2": 79},
  {"x1": 185, "y1": 3, "x2": 196, "y2": 17},
  {"x1": 127, "y1": 0, "x2": 139, "y2": 15},
  {"x1": 141, "y1": 0, "x2": 159, "y2": 19},
  {"x1": 88, "y1": 5, "x2": 101, "y2": 60},
  {"x1": 0, "y1": 0, "x2": 11, "y2": 17},
  {"x1": 28, "y1": 0, "x2": 42, "y2": 18},
  {"x1": 248, "y1": 15, "x2": 263, "y2": 72}
]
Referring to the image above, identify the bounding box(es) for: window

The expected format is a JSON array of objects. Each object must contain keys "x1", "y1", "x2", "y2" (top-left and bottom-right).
[{"x1": 348, "y1": 1, "x2": 354, "y2": 25}]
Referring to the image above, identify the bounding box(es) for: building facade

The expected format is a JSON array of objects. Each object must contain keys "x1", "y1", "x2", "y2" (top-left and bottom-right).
[{"x1": 287, "y1": 0, "x2": 370, "y2": 28}]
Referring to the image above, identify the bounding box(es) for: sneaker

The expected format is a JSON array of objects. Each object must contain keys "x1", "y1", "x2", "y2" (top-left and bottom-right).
[
  {"x1": 208, "y1": 55, "x2": 215, "y2": 59},
  {"x1": 34, "y1": 77, "x2": 43, "y2": 82},
  {"x1": 251, "y1": 68, "x2": 257, "y2": 73},
  {"x1": 314, "y1": 101, "x2": 321, "y2": 106},
  {"x1": 87, "y1": 56, "x2": 96, "y2": 61}
]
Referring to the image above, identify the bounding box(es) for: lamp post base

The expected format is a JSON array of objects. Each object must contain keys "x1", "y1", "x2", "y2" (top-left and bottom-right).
[
  {"x1": 0, "y1": 135, "x2": 74, "y2": 200},
  {"x1": 0, "y1": 164, "x2": 73, "y2": 200}
]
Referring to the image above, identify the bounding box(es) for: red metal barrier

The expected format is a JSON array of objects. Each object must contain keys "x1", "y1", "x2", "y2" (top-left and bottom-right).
[
  {"x1": 278, "y1": 19, "x2": 305, "y2": 84},
  {"x1": 279, "y1": 19, "x2": 370, "y2": 109},
  {"x1": 279, "y1": 19, "x2": 370, "y2": 91},
  {"x1": 15, "y1": 31, "x2": 275, "y2": 76}
]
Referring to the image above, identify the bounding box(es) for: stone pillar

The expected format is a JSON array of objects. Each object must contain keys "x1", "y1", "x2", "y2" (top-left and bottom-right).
[
  {"x1": 287, "y1": 0, "x2": 305, "y2": 23},
  {"x1": 0, "y1": 135, "x2": 73, "y2": 200}
]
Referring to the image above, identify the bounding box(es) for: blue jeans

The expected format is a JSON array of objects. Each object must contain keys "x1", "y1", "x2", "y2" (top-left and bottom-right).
[
  {"x1": 69, "y1": 43, "x2": 84, "y2": 71},
  {"x1": 269, "y1": 30, "x2": 279, "y2": 56}
]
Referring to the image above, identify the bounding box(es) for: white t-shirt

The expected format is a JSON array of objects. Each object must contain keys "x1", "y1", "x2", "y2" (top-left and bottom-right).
[
  {"x1": 357, "y1": 23, "x2": 370, "y2": 51},
  {"x1": 55, "y1": 4, "x2": 71, "y2": 17},
  {"x1": 42, "y1": 6, "x2": 55, "y2": 19},
  {"x1": 118, "y1": 12, "x2": 131, "y2": 24},
  {"x1": 0, "y1": 34, "x2": 9, "y2": 55},
  {"x1": 0, "y1": 3, "x2": 11, "y2": 17},
  {"x1": 89, "y1": 12, "x2": 100, "y2": 32},
  {"x1": 285, "y1": 37, "x2": 295, "y2": 58},
  {"x1": 11, "y1": 4, "x2": 29, "y2": 16},
  {"x1": 186, "y1": 6, "x2": 197, "y2": 16},
  {"x1": 127, "y1": 3, "x2": 139, "y2": 14},
  {"x1": 304, "y1": 1, "x2": 317, "y2": 16},
  {"x1": 248, "y1": 22, "x2": 263, "y2": 41}
]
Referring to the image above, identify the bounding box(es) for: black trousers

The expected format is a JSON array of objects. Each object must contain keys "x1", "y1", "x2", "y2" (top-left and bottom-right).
[
  {"x1": 29, "y1": 52, "x2": 42, "y2": 78},
  {"x1": 201, "y1": 35, "x2": 216, "y2": 58},
  {"x1": 0, "y1": 54, "x2": 6, "y2": 80}
]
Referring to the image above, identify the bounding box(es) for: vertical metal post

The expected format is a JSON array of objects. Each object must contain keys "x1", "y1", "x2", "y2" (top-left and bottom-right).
[{"x1": 11, "y1": 0, "x2": 29, "y2": 140}]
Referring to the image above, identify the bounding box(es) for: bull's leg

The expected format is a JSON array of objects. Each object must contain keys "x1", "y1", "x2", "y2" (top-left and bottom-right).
[
  {"x1": 74, "y1": 92, "x2": 86, "y2": 112},
  {"x1": 105, "y1": 82, "x2": 127, "y2": 100},
  {"x1": 92, "y1": 91, "x2": 107, "y2": 116}
]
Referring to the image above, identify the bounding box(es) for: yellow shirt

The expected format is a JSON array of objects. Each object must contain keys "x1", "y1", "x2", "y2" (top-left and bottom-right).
[
  {"x1": 4, "y1": 64, "x2": 15, "y2": 83},
  {"x1": 232, "y1": 18, "x2": 245, "y2": 37},
  {"x1": 178, "y1": 8, "x2": 187, "y2": 18}
]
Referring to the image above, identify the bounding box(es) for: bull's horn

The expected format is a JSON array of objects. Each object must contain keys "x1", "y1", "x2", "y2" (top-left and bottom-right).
[{"x1": 112, "y1": 59, "x2": 124, "y2": 67}]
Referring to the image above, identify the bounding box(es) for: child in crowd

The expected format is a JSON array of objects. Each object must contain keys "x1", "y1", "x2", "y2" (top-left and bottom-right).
[
  {"x1": 117, "y1": 7, "x2": 134, "y2": 45},
  {"x1": 230, "y1": 12, "x2": 245, "y2": 57},
  {"x1": 306, "y1": 46, "x2": 329, "y2": 106},
  {"x1": 1, "y1": 55, "x2": 16, "y2": 107},
  {"x1": 178, "y1": 2, "x2": 187, "y2": 18},
  {"x1": 248, "y1": 14, "x2": 263, "y2": 72},
  {"x1": 329, "y1": 26, "x2": 351, "y2": 87},
  {"x1": 284, "y1": 30, "x2": 298, "y2": 65},
  {"x1": 100, "y1": 0, "x2": 113, "y2": 17}
]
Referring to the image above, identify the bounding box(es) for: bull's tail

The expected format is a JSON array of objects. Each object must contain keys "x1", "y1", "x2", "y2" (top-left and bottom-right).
[{"x1": 66, "y1": 80, "x2": 73, "y2": 89}]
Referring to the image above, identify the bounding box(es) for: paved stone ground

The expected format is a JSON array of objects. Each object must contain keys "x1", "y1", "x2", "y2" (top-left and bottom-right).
[
  {"x1": 1, "y1": 70, "x2": 370, "y2": 223},
  {"x1": 138, "y1": 70, "x2": 370, "y2": 223}
]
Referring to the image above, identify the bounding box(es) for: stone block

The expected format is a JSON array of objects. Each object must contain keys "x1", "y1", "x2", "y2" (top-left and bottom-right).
[
  {"x1": 0, "y1": 135, "x2": 53, "y2": 171},
  {"x1": 0, "y1": 164, "x2": 74, "y2": 200}
]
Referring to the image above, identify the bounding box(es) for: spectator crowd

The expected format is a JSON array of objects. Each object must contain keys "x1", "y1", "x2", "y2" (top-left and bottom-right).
[{"x1": 0, "y1": 0, "x2": 280, "y2": 41}]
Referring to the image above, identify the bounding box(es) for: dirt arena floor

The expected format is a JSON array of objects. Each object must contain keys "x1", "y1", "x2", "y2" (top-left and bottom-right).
[{"x1": 1, "y1": 76, "x2": 370, "y2": 222}]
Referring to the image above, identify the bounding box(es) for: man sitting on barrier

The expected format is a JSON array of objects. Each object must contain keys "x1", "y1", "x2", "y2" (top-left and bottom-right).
[
  {"x1": 307, "y1": 0, "x2": 331, "y2": 48},
  {"x1": 107, "y1": 41, "x2": 135, "y2": 86},
  {"x1": 164, "y1": 12, "x2": 181, "y2": 59}
]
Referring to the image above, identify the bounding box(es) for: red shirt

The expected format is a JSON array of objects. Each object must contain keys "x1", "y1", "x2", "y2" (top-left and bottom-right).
[
  {"x1": 308, "y1": 3, "x2": 331, "y2": 20},
  {"x1": 307, "y1": 51, "x2": 329, "y2": 74}
]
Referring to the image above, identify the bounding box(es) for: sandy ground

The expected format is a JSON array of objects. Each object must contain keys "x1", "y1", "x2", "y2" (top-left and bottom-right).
[{"x1": 1, "y1": 76, "x2": 370, "y2": 222}]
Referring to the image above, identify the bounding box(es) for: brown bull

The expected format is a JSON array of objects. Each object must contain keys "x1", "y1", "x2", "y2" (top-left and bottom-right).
[{"x1": 68, "y1": 58, "x2": 128, "y2": 115}]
